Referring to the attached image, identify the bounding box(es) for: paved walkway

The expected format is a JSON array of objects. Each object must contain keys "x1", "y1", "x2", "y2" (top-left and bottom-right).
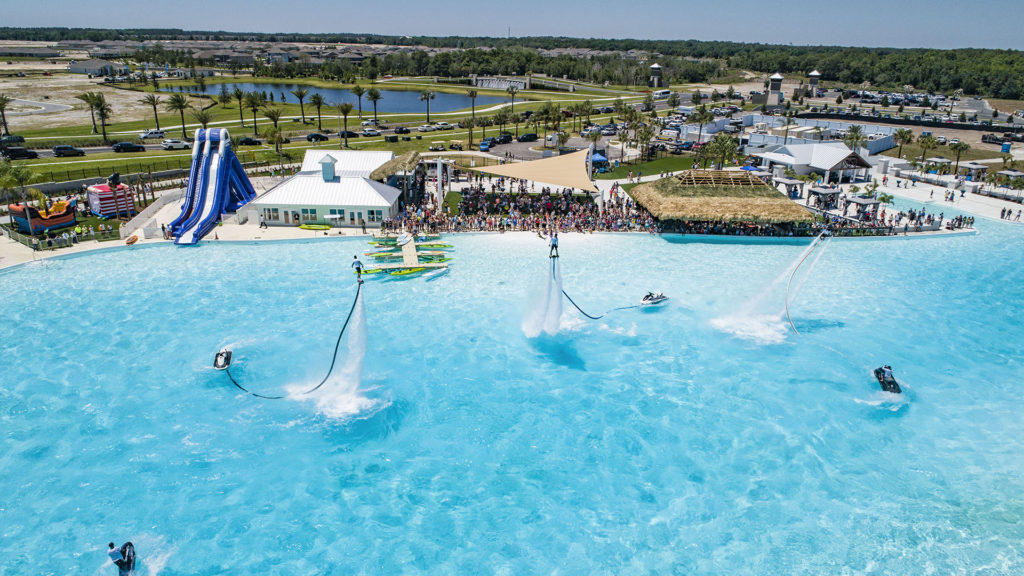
[{"x1": 7, "y1": 98, "x2": 73, "y2": 116}]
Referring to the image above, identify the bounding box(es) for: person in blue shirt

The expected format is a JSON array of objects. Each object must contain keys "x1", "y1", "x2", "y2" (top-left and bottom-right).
[{"x1": 549, "y1": 233, "x2": 559, "y2": 258}]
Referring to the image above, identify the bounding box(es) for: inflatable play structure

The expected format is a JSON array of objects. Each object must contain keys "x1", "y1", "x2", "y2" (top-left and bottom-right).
[
  {"x1": 169, "y1": 128, "x2": 256, "y2": 245},
  {"x1": 8, "y1": 198, "x2": 78, "y2": 234},
  {"x1": 87, "y1": 183, "x2": 135, "y2": 218}
]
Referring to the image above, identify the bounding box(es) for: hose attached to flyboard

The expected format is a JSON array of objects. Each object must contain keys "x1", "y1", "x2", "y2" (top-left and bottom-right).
[
  {"x1": 224, "y1": 282, "x2": 363, "y2": 399},
  {"x1": 785, "y1": 233, "x2": 827, "y2": 335},
  {"x1": 553, "y1": 257, "x2": 644, "y2": 321}
]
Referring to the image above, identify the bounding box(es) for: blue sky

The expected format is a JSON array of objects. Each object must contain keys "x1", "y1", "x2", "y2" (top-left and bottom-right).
[{"x1": 5, "y1": 0, "x2": 1023, "y2": 50}]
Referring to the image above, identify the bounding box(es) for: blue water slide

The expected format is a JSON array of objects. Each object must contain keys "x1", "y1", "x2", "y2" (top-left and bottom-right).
[
  {"x1": 168, "y1": 129, "x2": 206, "y2": 234},
  {"x1": 183, "y1": 140, "x2": 233, "y2": 244},
  {"x1": 171, "y1": 128, "x2": 257, "y2": 245},
  {"x1": 173, "y1": 134, "x2": 217, "y2": 244}
]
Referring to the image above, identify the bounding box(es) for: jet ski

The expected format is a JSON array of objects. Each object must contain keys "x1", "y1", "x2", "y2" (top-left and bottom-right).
[
  {"x1": 214, "y1": 348, "x2": 233, "y2": 371},
  {"x1": 641, "y1": 292, "x2": 669, "y2": 305},
  {"x1": 874, "y1": 366, "x2": 902, "y2": 394},
  {"x1": 112, "y1": 542, "x2": 135, "y2": 576}
]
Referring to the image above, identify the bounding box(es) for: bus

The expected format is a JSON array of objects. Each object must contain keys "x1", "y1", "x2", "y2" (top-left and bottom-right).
[{"x1": 653, "y1": 89, "x2": 671, "y2": 100}]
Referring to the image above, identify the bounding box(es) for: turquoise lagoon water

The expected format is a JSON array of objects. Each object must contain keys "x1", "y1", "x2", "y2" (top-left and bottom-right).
[{"x1": 1, "y1": 219, "x2": 1023, "y2": 574}]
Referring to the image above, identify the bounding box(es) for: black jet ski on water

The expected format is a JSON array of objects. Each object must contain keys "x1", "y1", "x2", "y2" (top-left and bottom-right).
[
  {"x1": 874, "y1": 365, "x2": 902, "y2": 394},
  {"x1": 109, "y1": 542, "x2": 135, "y2": 576},
  {"x1": 214, "y1": 348, "x2": 233, "y2": 371},
  {"x1": 641, "y1": 292, "x2": 669, "y2": 305}
]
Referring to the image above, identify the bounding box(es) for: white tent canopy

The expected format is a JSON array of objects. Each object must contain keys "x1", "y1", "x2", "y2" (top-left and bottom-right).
[{"x1": 468, "y1": 149, "x2": 599, "y2": 193}]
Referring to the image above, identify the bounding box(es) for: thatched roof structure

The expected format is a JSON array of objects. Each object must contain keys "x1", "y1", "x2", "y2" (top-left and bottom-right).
[
  {"x1": 629, "y1": 170, "x2": 813, "y2": 223},
  {"x1": 369, "y1": 151, "x2": 420, "y2": 182}
]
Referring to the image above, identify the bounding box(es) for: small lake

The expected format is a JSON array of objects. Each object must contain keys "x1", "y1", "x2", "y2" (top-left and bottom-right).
[{"x1": 160, "y1": 82, "x2": 507, "y2": 114}]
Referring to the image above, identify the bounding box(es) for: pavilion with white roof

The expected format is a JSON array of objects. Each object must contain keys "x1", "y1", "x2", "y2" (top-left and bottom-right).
[{"x1": 252, "y1": 150, "x2": 402, "y2": 227}]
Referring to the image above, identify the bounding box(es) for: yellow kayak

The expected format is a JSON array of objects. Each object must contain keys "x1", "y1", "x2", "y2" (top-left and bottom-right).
[{"x1": 389, "y1": 268, "x2": 425, "y2": 276}]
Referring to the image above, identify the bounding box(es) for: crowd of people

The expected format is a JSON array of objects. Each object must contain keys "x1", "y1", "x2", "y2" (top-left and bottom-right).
[{"x1": 381, "y1": 177, "x2": 658, "y2": 234}]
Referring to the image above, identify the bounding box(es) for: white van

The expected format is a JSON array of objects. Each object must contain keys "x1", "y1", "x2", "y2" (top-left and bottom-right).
[
  {"x1": 140, "y1": 129, "x2": 165, "y2": 139},
  {"x1": 653, "y1": 89, "x2": 671, "y2": 100}
]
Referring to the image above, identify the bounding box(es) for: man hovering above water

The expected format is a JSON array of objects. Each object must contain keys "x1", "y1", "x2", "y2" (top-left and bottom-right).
[
  {"x1": 549, "y1": 232, "x2": 559, "y2": 258},
  {"x1": 352, "y1": 255, "x2": 364, "y2": 283}
]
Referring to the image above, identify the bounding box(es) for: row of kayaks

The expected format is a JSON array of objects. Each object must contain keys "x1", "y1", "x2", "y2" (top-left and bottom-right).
[
  {"x1": 360, "y1": 234, "x2": 453, "y2": 278},
  {"x1": 369, "y1": 234, "x2": 441, "y2": 246}
]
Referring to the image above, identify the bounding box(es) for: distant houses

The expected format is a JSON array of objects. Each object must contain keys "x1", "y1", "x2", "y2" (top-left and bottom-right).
[{"x1": 67, "y1": 59, "x2": 127, "y2": 76}]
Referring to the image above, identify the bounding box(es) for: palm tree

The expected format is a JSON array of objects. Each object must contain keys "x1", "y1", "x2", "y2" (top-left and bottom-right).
[
  {"x1": 843, "y1": 124, "x2": 866, "y2": 151},
  {"x1": 262, "y1": 106, "x2": 283, "y2": 130},
  {"x1": 466, "y1": 89, "x2": 478, "y2": 120},
  {"x1": 351, "y1": 84, "x2": 365, "y2": 119},
  {"x1": 337, "y1": 102, "x2": 354, "y2": 148},
  {"x1": 692, "y1": 107, "x2": 714, "y2": 148},
  {"x1": 191, "y1": 107, "x2": 212, "y2": 130},
  {"x1": 464, "y1": 117, "x2": 476, "y2": 146},
  {"x1": 420, "y1": 90, "x2": 435, "y2": 123},
  {"x1": 290, "y1": 88, "x2": 309, "y2": 124},
  {"x1": 75, "y1": 92, "x2": 99, "y2": 134},
  {"x1": 244, "y1": 92, "x2": 263, "y2": 136},
  {"x1": 309, "y1": 93, "x2": 325, "y2": 131},
  {"x1": 264, "y1": 127, "x2": 286, "y2": 167},
  {"x1": 218, "y1": 84, "x2": 231, "y2": 107},
  {"x1": 366, "y1": 88, "x2": 382, "y2": 124},
  {"x1": 233, "y1": 87, "x2": 246, "y2": 128},
  {"x1": 917, "y1": 134, "x2": 939, "y2": 167},
  {"x1": 0, "y1": 93, "x2": 12, "y2": 136},
  {"x1": 710, "y1": 133, "x2": 739, "y2": 169},
  {"x1": 782, "y1": 111, "x2": 797, "y2": 144},
  {"x1": 93, "y1": 93, "x2": 113, "y2": 143},
  {"x1": 506, "y1": 85, "x2": 519, "y2": 115},
  {"x1": 949, "y1": 141, "x2": 971, "y2": 172},
  {"x1": 195, "y1": 76, "x2": 207, "y2": 104},
  {"x1": 893, "y1": 128, "x2": 914, "y2": 159},
  {"x1": 139, "y1": 94, "x2": 162, "y2": 131},
  {"x1": 165, "y1": 93, "x2": 190, "y2": 139}
]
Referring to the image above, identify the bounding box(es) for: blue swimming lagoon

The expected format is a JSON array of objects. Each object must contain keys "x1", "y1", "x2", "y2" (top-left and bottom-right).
[{"x1": 2, "y1": 222, "x2": 1023, "y2": 573}]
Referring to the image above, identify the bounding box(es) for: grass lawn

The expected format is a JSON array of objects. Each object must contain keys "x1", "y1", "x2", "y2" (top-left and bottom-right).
[
  {"x1": 594, "y1": 156, "x2": 695, "y2": 179},
  {"x1": 442, "y1": 191, "x2": 463, "y2": 215},
  {"x1": 986, "y1": 99, "x2": 1024, "y2": 115}
]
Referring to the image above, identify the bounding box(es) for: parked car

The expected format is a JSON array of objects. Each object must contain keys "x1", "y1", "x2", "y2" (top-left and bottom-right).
[
  {"x1": 1, "y1": 134, "x2": 26, "y2": 146},
  {"x1": 361, "y1": 119, "x2": 381, "y2": 127},
  {"x1": 306, "y1": 133, "x2": 329, "y2": 142},
  {"x1": 496, "y1": 133, "x2": 513, "y2": 144},
  {"x1": 479, "y1": 141, "x2": 491, "y2": 152},
  {"x1": 139, "y1": 129, "x2": 165, "y2": 139},
  {"x1": 112, "y1": 142, "x2": 145, "y2": 153},
  {"x1": 936, "y1": 136, "x2": 948, "y2": 145},
  {"x1": 600, "y1": 127, "x2": 617, "y2": 136},
  {"x1": 361, "y1": 128, "x2": 381, "y2": 137},
  {"x1": 949, "y1": 138, "x2": 960, "y2": 145},
  {"x1": 1, "y1": 146, "x2": 38, "y2": 159},
  {"x1": 516, "y1": 133, "x2": 538, "y2": 142},
  {"x1": 160, "y1": 139, "x2": 190, "y2": 150},
  {"x1": 418, "y1": 124, "x2": 436, "y2": 132},
  {"x1": 237, "y1": 137, "x2": 262, "y2": 146},
  {"x1": 338, "y1": 130, "x2": 360, "y2": 138},
  {"x1": 393, "y1": 126, "x2": 411, "y2": 134},
  {"x1": 434, "y1": 121, "x2": 452, "y2": 130},
  {"x1": 52, "y1": 144, "x2": 85, "y2": 157}
]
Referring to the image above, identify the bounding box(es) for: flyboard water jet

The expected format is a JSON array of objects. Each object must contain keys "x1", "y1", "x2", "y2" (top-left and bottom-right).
[
  {"x1": 784, "y1": 231, "x2": 830, "y2": 335},
  {"x1": 214, "y1": 282, "x2": 364, "y2": 400}
]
